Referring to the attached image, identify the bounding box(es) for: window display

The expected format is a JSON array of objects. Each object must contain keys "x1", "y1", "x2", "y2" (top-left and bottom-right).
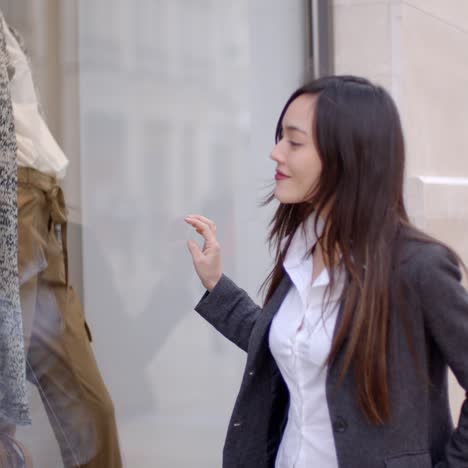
[{"x1": 0, "y1": 8, "x2": 122, "y2": 466}]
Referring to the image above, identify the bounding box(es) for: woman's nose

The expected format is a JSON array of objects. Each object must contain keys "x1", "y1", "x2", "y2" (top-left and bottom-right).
[{"x1": 270, "y1": 143, "x2": 283, "y2": 162}]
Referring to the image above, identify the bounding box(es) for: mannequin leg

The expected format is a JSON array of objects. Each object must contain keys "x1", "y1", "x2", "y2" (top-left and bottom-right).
[{"x1": 27, "y1": 281, "x2": 122, "y2": 467}]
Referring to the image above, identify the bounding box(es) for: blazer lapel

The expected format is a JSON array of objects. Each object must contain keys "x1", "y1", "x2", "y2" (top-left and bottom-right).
[{"x1": 248, "y1": 274, "x2": 292, "y2": 359}]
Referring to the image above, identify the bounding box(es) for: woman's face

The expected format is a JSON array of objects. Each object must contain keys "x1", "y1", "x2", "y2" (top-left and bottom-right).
[{"x1": 271, "y1": 93, "x2": 322, "y2": 204}]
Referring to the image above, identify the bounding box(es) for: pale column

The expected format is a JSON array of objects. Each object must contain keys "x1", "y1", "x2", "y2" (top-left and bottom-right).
[{"x1": 332, "y1": 0, "x2": 468, "y2": 420}]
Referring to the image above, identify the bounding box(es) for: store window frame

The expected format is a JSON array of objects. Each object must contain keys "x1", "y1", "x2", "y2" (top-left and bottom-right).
[{"x1": 305, "y1": 0, "x2": 334, "y2": 78}]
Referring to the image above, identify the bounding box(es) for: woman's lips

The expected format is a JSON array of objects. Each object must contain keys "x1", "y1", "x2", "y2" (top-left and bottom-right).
[{"x1": 275, "y1": 171, "x2": 290, "y2": 181}]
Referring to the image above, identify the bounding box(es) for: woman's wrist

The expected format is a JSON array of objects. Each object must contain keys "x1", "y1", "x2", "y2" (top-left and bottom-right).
[{"x1": 206, "y1": 274, "x2": 222, "y2": 292}]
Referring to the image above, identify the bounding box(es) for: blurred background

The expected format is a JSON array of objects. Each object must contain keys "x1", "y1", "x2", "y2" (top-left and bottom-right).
[{"x1": 0, "y1": 0, "x2": 466, "y2": 466}]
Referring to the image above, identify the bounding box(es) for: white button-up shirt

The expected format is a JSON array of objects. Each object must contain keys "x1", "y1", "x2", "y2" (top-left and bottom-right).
[
  {"x1": 269, "y1": 216, "x2": 344, "y2": 468},
  {"x1": 3, "y1": 18, "x2": 69, "y2": 179}
]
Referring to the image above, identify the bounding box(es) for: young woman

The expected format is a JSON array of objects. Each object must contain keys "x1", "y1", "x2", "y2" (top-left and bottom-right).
[{"x1": 184, "y1": 75, "x2": 468, "y2": 468}]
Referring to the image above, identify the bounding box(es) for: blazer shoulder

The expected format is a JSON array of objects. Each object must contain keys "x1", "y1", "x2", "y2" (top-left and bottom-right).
[{"x1": 397, "y1": 235, "x2": 460, "y2": 283}]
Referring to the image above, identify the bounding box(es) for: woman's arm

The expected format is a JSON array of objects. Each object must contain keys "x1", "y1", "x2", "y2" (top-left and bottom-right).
[
  {"x1": 417, "y1": 244, "x2": 468, "y2": 468},
  {"x1": 195, "y1": 274, "x2": 262, "y2": 352},
  {"x1": 185, "y1": 214, "x2": 263, "y2": 351}
]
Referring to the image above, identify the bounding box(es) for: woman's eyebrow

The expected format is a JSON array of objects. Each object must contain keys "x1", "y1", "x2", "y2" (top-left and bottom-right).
[{"x1": 283, "y1": 124, "x2": 308, "y2": 135}]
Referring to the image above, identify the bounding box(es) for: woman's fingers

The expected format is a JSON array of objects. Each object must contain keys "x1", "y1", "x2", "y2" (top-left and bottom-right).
[
  {"x1": 185, "y1": 214, "x2": 217, "y2": 234},
  {"x1": 185, "y1": 214, "x2": 222, "y2": 291},
  {"x1": 185, "y1": 216, "x2": 218, "y2": 246}
]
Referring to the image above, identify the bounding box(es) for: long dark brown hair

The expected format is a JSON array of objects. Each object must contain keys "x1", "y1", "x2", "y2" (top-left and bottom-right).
[{"x1": 261, "y1": 75, "x2": 463, "y2": 424}]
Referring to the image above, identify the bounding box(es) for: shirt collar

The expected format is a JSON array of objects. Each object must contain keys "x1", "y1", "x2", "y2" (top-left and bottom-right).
[
  {"x1": 282, "y1": 215, "x2": 325, "y2": 271},
  {"x1": 280, "y1": 215, "x2": 330, "y2": 308}
]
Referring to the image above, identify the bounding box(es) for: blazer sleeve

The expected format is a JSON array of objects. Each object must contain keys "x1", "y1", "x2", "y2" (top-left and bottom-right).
[
  {"x1": 416, "y1": 245, "x2": 468, "y2": 468},
  {"x1": 194, "y1": 274, "x2": 262, "y2": 352}
]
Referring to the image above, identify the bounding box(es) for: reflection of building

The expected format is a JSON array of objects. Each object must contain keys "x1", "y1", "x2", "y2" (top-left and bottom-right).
[
  {"x1": 77, "y1": 0, "x2": 250, "y2": 328},
  {"x1": 79, "y1": 0, "x2": 249, "y2": 220},
  {"x1": 74, "y1": 3, "x2": 258, "y2": 466}
]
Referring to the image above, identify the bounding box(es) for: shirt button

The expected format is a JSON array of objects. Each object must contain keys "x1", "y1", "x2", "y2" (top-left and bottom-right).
[
  {"x1": 248, "y1": 370, "x2": 255, "y2": 376},
  {"x1": 333, "y1": 417, "x2": 348, "y2": 433},
  {"x1": 233, "y1": 422, "x2": 242, "y2": 428}
]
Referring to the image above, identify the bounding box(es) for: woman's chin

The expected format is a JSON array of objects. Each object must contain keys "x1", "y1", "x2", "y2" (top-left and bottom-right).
[{"x1": 274, "y1": 191, "x2": 300, "y2": 204}]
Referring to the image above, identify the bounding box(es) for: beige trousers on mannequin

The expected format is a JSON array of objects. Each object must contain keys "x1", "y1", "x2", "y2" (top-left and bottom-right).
[{"x1": 16, "y1": 167, "x2": 123, "y2": 468}]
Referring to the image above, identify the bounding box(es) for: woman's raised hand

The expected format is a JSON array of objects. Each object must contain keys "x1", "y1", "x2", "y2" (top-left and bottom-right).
[{"x1": 185, "y1": 214, "x2": 222, "y2": 291}]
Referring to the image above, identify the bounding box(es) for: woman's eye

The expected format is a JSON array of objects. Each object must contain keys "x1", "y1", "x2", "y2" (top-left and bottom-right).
[{"x1": 289, "y1": 141, "x2": 302, "y2": 147}]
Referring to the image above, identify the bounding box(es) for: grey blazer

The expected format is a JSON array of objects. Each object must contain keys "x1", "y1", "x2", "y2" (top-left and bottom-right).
[{"x1": 195, "y1": 237, "x2": 468, "y2": 468}]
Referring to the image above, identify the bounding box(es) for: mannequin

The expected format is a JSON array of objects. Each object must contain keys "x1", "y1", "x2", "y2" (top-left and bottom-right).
[{"x1": 0, "y1": 12, "x2": 123, "y2": 468}]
